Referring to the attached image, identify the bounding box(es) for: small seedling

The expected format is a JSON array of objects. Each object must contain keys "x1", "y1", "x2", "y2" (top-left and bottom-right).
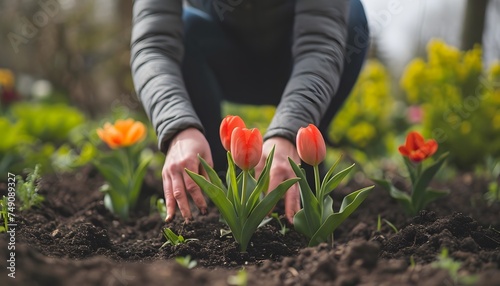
[
  {"x1": 227, "y1": 268, "x2": 247, "y2": 286},
  {"x1": 220, "y1": 228, "x2": 232, "y2": 238},
  {"x1": 271, "y1": 213, "x2": 289, "y2": 236},
  {"x1": 175, "y1": 255, "x2": 197, "y2": 269},
  {"x1": 485, "y1": 179, "x2": 500, "y2": 206},
  {"x1": 16, "y1": 164, "x2": 44, "y2": 211},
  {"x1": 160, "y1": 228, "x2": 198, "y2": 248},
  {"x1": 376, "y1": 214, "x2": 399, "y2": 233},
  {"x1": 432, "y1": 248, "x2": 477, "y2": 285},
  {"x1": 0, "y1": 196, "x2": 9, "y2": 233},
  {"x1": 484, "y1": 159, "x2": 500, "y2": 205},
  {"x1": 376, "y1": 214, "x2": 382, "y2": 232},
  {"x1": 150, "y1": 196, "x2": 167, "y2": 221},
  {"x1": 409, "y1": 255, "x2": 416, "y2": 268},
  {"x1": 384, "y1": 219, "x2": 399, "y2": 233}
]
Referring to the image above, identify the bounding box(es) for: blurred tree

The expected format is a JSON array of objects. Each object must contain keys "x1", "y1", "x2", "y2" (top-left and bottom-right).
[
  {"x1": 461, "y1": 0, "x2": 488, "y2": 50},
  {"x1": 0, "y1": 0, "x2": 135, "y2": 116}
]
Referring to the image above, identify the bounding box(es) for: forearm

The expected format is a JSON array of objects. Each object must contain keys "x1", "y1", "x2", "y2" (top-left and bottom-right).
[
  {"x1": 130, "y1": 0, "x2": 203, "y2": 152},
  {"x1": 265, "y1": 0, "x2": 349, "y2": 143}
]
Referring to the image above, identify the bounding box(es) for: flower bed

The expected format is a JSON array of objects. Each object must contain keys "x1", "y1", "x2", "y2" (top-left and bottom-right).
[{"x1": 0, "y1": 166, "x2": 499, "y2": 285}]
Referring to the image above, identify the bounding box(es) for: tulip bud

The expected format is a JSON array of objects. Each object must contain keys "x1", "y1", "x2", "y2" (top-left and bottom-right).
[
  {"x1": 230, "y1": 127, "x2": 263, "y2": 171},
  {"x1": 220, "y1": 115, "x2": 246, "y2": 151},
  {"x1": 296, "y1": 124, "x2": 326, "y2": 166}
]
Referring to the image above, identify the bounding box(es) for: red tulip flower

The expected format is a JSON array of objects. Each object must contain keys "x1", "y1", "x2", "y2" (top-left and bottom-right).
[
  {"x1": 296, "y1": 124, "x2": 326, "y2": 166},
  {"x1": 398, "y1": 131, "x2": 438, "y2": 163},
  {"x1": 230, "y1": 127, "x2": 262, "y2": 171},
  {"x1": 220, "y1": 115, "x2": 246, "y2": 151}
]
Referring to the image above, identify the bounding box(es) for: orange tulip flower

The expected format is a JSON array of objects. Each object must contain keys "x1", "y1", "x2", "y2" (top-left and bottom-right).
[
  {"x1": 230, "y1": 127, "x2": 263, "y2": 171},
  {"x1": 97, "y1": 119, "x2": 146, "y2": 149},
  {"x1": 296, "y1": 124, "x2": 326, "y2": 166},
  {"x1": 220, "y1": 115, "x2": 246, "y2": 151},
  {"x1": 398, "y1": 131, "x2": 438, "y2": 162}
]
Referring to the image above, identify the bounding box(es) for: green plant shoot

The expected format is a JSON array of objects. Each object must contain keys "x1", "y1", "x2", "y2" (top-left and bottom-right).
[
  {"x1": 175, "y1": 255, "x2": 197, "y2": 269},
  {"x1": 271, "y1": 213, "x2": 289, "y2": 236},
  {"x1": 16, "y1": 164, "x2": 44, "y2": 211},
  {"x1": 292, "y1": 124, "x2": 374, "y2": 247},
  {"x1": 289, "y1": 157, "x2": 373, "y2": 246},
  {"x1": 374, "y1": 131, "x2": 449, "y2": 215},
  {"x1": 186, "y1": 147, "x2": 299, "y2": 252},
  {"x1": 0, "y1": 196, "x2": 9, "y2": 233},
  {"x1": 94, "y1": 119, "x2": 152, "y2": 220},
  {"x1": 160, "y1": 228, "x2": 198, "y2": 248}
]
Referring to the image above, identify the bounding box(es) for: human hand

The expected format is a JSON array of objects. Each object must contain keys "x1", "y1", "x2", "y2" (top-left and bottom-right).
[
  {"x1": 255, "y1": 137, "x2": 301, "y2": 224},
  {"x1": 162, "y1": 128, "x2": 211, "y2": 222}
]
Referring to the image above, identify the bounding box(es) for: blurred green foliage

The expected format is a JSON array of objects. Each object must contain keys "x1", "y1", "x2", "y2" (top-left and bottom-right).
[
  {"x1": 401, "y1": 40, "x2": 500, "y2": 170},
  {"x1": 0, "y1": 101, "x2": 94, "y2": 177},
  {"x1": 222, "y1": 103, "x2": 276, "y2": 135},
  {"x1": 10, "y1": 103, "x2": 84, "y2": 144}
]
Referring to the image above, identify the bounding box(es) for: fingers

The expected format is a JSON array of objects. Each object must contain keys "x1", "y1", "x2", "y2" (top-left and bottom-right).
[
  {"x1": 163, "y1": 178, "x2": 177, "y2": 222},
  {"x1": 171, "y1": 173, "x2": 193, "y2": 222},
  {"x1": 183, "y1": 162, "x2": 208, "y2": 216},
  {"x1": 163, "y1": 159, "x2": 210, "y2": 222},
  {"x1": 285, "y1": 184, "x2": 300, "y2": 224}
]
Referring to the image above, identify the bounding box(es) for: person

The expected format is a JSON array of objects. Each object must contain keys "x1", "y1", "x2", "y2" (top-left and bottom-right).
[{"x1": 130, "y1": 0, "x2": 370, "y2": 224}]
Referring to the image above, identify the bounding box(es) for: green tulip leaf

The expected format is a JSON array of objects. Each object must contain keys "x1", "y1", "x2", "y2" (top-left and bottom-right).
[
  {"x1": 246, "y1": 147, "x2": 274, "y2": 212},
  {"x1": 198, "y1": 154, "x2": 226, "y2": 192},
  {"x1": 309, "y1": 186, "x2": 373, "y2": 246},
  {"x1": 321, "y1": 163, "x2": 355, "y2": 197},
  {"x1": 372, "y1": 178, "x2": 414, "y2": 213},
  {"x1": 289, "y1": 158, "x2": 321, "y2": 235},
  {"x1": 413, "y1": 152, "x2": 449, "y2": 210},
  {"x1": 322, "y1": 155, "x2": 343, "y2": 186},
  {"x1": 186, "y1": 169, "x2": 241, "y2": 242}
]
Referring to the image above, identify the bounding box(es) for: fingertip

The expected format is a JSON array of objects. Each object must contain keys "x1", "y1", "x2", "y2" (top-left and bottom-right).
[
  {"x1": 200, "y1": 207, "x2": 208, "y2": 216},
  {"x1": 165, "y1": 214, "x2": 173, "y2": 223}
]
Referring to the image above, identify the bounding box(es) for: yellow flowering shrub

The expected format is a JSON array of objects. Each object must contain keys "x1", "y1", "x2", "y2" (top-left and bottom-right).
[
  {"x1": 328, "y1": 60, "x2": 396, "y2": 157},
  {"x1": 401, "y1": 39, "x2": 500, "y2": 169}
]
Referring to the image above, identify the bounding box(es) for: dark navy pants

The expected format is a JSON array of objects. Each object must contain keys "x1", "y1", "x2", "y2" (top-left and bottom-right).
[{"x1": 182, "y1": 0, "x2": 370, "y2": 171}]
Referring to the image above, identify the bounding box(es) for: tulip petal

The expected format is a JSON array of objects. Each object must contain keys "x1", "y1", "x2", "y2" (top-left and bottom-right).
[
  {"x1": 220, "y1": 115, "x2": 246, "y2": 151},
  {"x1": 230, "y1": 127, "x2": 262, "y2": 170},
  {"x1": 124, "y1": 122, "x2": 146, "y2": 146},
  {"x1": 398, "y1": 146, "x2": 410, "y2": 156},
  {"x1": 114, "y1": 119, "x2": 134, "y2": 135},
  {"x1": 406, "y1": 131, "x2": 425, "y2": 151},
  {"x1": 97, "y1": 119, "x2": 146, "y2": 148},
  {"x1": 425, "y1": 140, "x2": 438, "y2": 157},
  {"x1": 399, "y1": 131, "x2": 439, "y2": 163}
]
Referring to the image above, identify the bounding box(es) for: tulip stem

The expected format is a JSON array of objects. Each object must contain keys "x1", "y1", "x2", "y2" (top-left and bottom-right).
[
  {"x1": 314, "y1": 165, "x2": 321, "y2": 200},
  {"x1": 416, "y1": 162, "x2": 422, "y2": 178},
  {"x1": 241, "y1": 170, "x2": 249, "y2": 206}
]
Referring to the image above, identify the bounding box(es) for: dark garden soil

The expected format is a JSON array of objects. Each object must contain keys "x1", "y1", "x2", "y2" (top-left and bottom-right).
[{"x1": 1, "y1": 165, "x2": 499, "y2": 286}]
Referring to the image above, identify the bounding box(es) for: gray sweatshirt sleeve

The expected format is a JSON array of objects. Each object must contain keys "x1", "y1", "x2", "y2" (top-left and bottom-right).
[
  {"x1": 130, "y1": 0, "x2": 203, "y2": 153},
  {"x1": 264, "y1": 0, "x2": 349, "y2": 143}
]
